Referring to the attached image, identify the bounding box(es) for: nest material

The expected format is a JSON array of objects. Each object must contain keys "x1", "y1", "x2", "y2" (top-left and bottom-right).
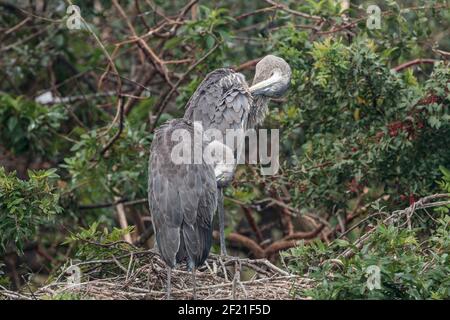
[{"x1": 1, "y1": 252, "x2": 312, "y2": 300}]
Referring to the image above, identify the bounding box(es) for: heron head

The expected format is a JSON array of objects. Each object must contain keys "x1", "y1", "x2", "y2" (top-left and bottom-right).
[{"x1": 249, "y1": 55, "x2": 291, "y2": 97}]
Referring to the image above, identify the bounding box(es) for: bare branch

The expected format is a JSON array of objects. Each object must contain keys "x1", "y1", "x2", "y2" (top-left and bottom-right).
[{"x1": 392, "y1": 58, "x2": 438, "y2": 72}]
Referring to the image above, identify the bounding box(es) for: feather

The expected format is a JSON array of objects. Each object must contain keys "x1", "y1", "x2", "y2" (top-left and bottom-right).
[{"x1": 184, "y1": 68, "x2": 252, "y2": 139}]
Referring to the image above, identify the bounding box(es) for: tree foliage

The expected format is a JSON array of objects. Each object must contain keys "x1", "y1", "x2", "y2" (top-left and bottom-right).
[
  {"x1": 0, "y1": 0, "x2": 449, "y2": 299},
  {"x1": 0, "y1": 168, "x2": 62, "y2": 253}
]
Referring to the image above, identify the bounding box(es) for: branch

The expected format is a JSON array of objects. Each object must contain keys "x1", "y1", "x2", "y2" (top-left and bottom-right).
[
  {"x1": 216, "y1": 224, "x2": 325, "y2": 259},
  {"x1": 281, "y1": 224, "x2": 325, "y2": 241},
  {"x1": 264, "y1": 0, "x2": 323, "y2": 21},
  {"x1": 242, "y1": 207, "x2": 264, "y2": 243},
  {"x1": 100, "y1": 96, "x2": 125, "y2": 157},
  {"x1": 235, "y1": 6, "x2": 277, "y2": 20},
  {"x1": 233, "y1": 58, "x2": 261, "y2": 72},
  {"x1": 214, "y1": 231, "x2": 265, "y2": 258},
  {"x1": 124, "y1": 69, "x2": 157, "y2": 115},
  {"x1": 264, "y1": 240, "x2": 299, "y2": 257},
  {"x1": 432, "y1": 48, "x2": 450, "y2": 58},
  {"x1": 150, "y1": 41, "x2": 221, "y2": 132},
  {"x1": 392, "y1": 59, "x2": 438, "y2": 72},
  {"x1": 79, "y1": 198, "x2": 147, "y2": 210}
]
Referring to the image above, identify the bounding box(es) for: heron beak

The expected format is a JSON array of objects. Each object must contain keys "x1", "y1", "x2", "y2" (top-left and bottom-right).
[{"x1": 249, "y1": 71, "x2": 282, "y2": 95}]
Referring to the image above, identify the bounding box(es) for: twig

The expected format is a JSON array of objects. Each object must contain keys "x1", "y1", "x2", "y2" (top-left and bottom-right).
[
  {"x1": 100, "y1": 96, "x2": 125, "y2": 157},
  {"x1": 235, "y1": 6, "x2": 277, "y2": 20},
  {"x1": 264, "y1": 0, "x2": 323, "y2": 21},
  {"x1": 5, "y1": 16, "x2": 31, "y2": 35},
  {"x1": 79, "y1": 198, "x2": 147, "y2": 210}
]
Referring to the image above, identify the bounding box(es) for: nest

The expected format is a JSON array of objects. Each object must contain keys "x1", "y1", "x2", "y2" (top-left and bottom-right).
[{"x1": 1, "y1": 252, "x2": 312, "y2": 300}]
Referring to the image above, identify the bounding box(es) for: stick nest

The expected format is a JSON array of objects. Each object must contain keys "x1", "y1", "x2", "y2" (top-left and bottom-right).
[{"x1": 2, "y1": 252, "x2": 312, "y2": 300}]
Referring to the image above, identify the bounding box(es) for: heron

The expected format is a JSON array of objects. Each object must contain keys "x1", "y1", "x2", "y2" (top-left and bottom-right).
[
  {"x1": 148, "y1": 55, "x2": 291, "y2": 299},
  {"x1": 183, "y1": 55, "x2": 292, "y2": 255},
  {"x1": 148, "y1": 118, "x2": 235, "y2": 299}
]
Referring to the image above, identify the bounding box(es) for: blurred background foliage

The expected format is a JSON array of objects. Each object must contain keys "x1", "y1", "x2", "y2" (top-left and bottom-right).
[{"x1": 0, "y1": 0, "x2": 449, "y2": 298}]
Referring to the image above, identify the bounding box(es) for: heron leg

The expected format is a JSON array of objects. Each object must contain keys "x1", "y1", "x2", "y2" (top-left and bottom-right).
[
  {"x1": 166, "y1": 266, "x2": 172, "y2": 300},
  {"x1": 218, "y1": 187, "x2": 228, "y2": 256},
  {"x1": 192, "y1": 267, "x2": 197, "y2": 300}
]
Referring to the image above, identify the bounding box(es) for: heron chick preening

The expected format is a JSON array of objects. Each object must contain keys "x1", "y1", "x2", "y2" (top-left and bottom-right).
[{"x1": 183, "y1": 55, "x2": 292, "y2": 255}]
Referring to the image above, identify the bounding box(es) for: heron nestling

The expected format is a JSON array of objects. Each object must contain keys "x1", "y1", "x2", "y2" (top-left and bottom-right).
[
  {"x1": 183, "y1": 55, "x2": 292, "y2": 255},
  {"x1": 148, "y1": 55, "x2": 291, "y2": 299},
  {"x1": 148, "y1": 119, "x2": 234, "y2": 299}
]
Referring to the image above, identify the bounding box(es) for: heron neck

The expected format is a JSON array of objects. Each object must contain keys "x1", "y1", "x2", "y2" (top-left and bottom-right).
[{"x1": 247, "y1": 95, "x2": 269, "y2": 129}]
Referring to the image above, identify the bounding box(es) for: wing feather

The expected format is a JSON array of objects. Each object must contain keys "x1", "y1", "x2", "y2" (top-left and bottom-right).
[{"x1": 184, "y1": 69, "x2": 253, "y2": 135}]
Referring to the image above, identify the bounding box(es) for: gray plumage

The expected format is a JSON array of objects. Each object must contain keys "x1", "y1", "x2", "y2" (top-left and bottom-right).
[
  {"x1": 182, "y1": 55, "x2": 292, "y2": 256},
  {"x1": 148, "y1": 119, "x2": 217, "y2": 269},
  {"x1": 184, "y1": 55, "x2": 292, "y2": 135},
  {"x1": 184, "y1": 68, "x2": 252, "y2": 135}
]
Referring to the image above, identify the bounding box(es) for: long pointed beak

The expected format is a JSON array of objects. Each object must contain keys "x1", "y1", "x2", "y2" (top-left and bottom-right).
[{"x1": 249, "y1": 71, "x2": 282, "y2": 95}]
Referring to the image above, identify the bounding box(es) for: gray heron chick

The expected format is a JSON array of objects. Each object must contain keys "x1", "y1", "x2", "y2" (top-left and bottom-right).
[
  {"x1": 148, "y1": 119, "x2": 234, "y2": 299},
  {"x1": 183, "y1": 55, "x2": 292, "y2": 255}
]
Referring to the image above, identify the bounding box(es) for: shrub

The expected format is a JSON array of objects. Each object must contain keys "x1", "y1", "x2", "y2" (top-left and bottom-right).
[{"x1": 0, "y1": 168, "x2": 62, "y2": 253}]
